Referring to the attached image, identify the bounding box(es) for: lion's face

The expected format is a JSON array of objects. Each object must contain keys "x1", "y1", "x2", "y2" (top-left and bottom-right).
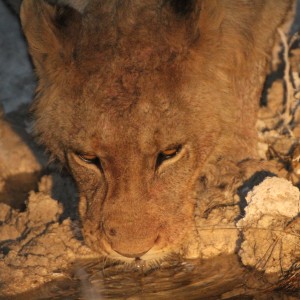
[
  {"x1": 67, "y1": 107, "x2": 198, "y2": 260},
  {"x1": 61, "y1": 67, "x2": 219, "y2": 261}
]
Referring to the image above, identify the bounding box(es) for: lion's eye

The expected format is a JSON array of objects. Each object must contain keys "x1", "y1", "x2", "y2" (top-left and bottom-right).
[
  {"x1": 156, "y1": 145, "x2": 182, "y2": 169},
  {"x1": 77, "y1": 153, "x2": 103, "y2": 171},
  {"x1": 78, "y1": 154, "x2": 98, "y2": 163}
]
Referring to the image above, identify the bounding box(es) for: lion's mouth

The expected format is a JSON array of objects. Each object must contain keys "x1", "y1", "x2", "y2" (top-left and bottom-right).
[
  {"x1": 94, "y1": 252, "x2": 185, "y2": 274},
  {"x1": 100, "y1": 245, "x2": 173, "y2": 264}
]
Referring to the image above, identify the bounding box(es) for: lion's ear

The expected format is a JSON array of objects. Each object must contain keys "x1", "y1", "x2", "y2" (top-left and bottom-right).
[{"x1": 20, "y1": 0, "x2": 82, "y2": 77}]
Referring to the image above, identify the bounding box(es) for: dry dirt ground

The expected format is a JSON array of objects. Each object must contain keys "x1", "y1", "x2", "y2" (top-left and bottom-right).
[{"x1": 1, "y1": 13, "x2": 300, "y2": 300}]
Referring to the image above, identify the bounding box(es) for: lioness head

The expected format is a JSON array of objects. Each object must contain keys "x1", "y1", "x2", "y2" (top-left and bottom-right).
[{"x1": 20, "y1": 0, "x2": 293, "y2": 262}]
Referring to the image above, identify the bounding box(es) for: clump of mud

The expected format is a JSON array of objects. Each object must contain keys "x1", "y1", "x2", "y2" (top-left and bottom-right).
[
  {"x1": 0, "y1": 109, "x2": 42, "y2": 209},
  {"x1": 0, "y1": 174, "x2": 98, "y2": 296},
  {"x1": 238, "y1": 177, "x2": 300, "y2": 276}
]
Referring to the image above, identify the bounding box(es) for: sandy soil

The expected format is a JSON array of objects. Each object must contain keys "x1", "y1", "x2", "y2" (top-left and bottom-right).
[{"x1": 1, "y1": 11, "x2": 300, "y2": 300}]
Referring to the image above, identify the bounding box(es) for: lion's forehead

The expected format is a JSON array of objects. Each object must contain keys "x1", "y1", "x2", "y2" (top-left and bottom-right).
[
  {"x1": 69, "y1": 95, "x2": 188, "y2": 157},
  {"x1": 95, "y1": 108, "x2": 184, "y2": 154},
  {"x1": 64, "y1": 52, "x2": 190, "y2": 155}
]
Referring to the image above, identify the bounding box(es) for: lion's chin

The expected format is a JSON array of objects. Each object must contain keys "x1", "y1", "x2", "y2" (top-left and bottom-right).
[
  {"x1": 86, "y1": 237, "x2": 183, "y2": 266},
  {"x1": 98, "y1": 251, "x2": 186, "y2": 273},
  {"x1": 105, "y1": 248, "x2": 171, "y2": 263}
]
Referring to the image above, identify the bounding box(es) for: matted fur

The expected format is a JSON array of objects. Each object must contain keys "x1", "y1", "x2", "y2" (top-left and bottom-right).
[{"x1": 21, "y1": 0, "x2": 294, "y2": 261}]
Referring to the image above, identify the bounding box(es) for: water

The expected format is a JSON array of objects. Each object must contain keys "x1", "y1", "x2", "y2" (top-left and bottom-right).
[{"x1": 5, "y1": 254, "x2": 299, "y2": 300}]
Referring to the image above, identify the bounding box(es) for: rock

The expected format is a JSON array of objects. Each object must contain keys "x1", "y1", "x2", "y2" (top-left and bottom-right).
[{"x1": 238, "y1": 177, "x2": 300, "y2": 275}]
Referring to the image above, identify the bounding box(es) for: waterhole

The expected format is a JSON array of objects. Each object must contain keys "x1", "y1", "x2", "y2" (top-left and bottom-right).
[{"x1": 3, "y1": 254, "x2": 299, "y2": 300}]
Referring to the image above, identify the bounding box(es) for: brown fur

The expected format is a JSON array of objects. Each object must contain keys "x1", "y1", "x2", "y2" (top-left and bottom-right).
[{"x1": 21, "y1": 0, "x2": 294, "y2": 261}]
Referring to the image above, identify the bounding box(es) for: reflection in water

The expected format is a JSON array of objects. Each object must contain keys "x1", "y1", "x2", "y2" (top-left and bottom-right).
[{"x1": 6, "y1": 254, "x2": 300, "y2": 300}]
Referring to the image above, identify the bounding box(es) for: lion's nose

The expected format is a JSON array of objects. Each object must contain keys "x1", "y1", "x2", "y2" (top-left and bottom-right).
[{"x1": 103, "y1": 223, "x2": 159, "y2": 258}]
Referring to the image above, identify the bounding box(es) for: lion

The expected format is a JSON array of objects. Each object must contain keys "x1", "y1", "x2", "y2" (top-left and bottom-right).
[{"x1": 20, "y1": 0, "x2": 294, "y2": 262}]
